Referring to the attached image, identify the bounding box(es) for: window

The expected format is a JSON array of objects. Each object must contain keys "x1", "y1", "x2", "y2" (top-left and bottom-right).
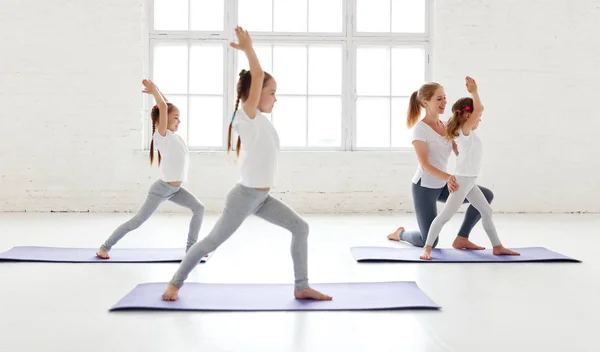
[{"x1": 148, "y1": 0, "x2": 430, "y2": 150}]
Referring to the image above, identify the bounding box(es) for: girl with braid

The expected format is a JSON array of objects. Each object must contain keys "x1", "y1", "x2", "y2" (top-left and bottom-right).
[
  {"x1": 96, "y1": 79, "x2": 205, "y2": 259},
  {"x1": 162, "y1": 27, "x2": 332, "y2": 302}
]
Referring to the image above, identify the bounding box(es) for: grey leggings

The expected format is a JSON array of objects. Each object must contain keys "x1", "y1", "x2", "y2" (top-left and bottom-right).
[
  {"x1": 425, "y1": 176, "x2": 501, "y2": 248},
  {"x1": 170, "y1": 183, "x2": 310, "y2": 290},
  {"x1": 101, "y1": 179, "x2": 205, "y2": 251},
  {"x1": 401, "y1": 178, "x2": 494, "y2": 247}
]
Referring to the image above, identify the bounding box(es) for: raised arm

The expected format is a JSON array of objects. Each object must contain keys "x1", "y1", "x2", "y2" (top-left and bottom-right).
[
  {"x1": 230, "y1": 26, "x2": 264, "y2": 119},
  {"x1": 462, "y1": 76, "x2": 483, "y2": 135},
  {"x1": 143, "y1": 79, "x2": 168, "y2": 136}
]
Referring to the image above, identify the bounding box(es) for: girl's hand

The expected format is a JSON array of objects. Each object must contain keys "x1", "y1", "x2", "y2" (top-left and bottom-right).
[
  {"x1": 465, "y1": 76, "x2": 478, "y2": 93},
  {"x1": 142, "y1": 79, "x2": 157, "y2": 94},
  {"x1": 230, "y1": 26, "x2": 253, "y2": 52}
]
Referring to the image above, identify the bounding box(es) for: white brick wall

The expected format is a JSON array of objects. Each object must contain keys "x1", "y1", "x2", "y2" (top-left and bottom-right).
[{"x1": 1, "y1": 0, "x2": 599, "y2": 213}]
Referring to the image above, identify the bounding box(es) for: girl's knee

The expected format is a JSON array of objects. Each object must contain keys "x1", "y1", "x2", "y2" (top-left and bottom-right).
[
  {"x1": 292, "y1": 219, "x2": 309, "y2": 237},
  {"x1": 193, "y1": 201, "x2": 205, "y2": 214}
]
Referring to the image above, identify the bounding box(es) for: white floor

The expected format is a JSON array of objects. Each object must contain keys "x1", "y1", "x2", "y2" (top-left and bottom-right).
[{"x1": 0, "y1": 212, "x2": 598, "y2": 352}]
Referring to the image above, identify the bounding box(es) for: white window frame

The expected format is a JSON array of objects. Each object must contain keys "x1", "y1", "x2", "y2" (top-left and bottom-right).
[{"x1": 144, "y1": 0, "x2": 432, "y2": 151}]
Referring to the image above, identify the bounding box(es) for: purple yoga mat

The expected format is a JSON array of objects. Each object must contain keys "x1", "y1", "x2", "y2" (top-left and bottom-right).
[
  {"x1": 351, "y1": 246, "x2": 580, "y2": 263},
  {"x1": 0, "y1": 246, "x2": 211, "y2": 263},
  {"x1": 109, "y1": 281, "x2": 440, "y2": 311}
]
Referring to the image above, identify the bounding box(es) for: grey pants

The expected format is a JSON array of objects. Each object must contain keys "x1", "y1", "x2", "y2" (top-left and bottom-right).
[
  {"x1": 170, "y1": 184, "x2": 310, "y2": 290},
  {"x1": 101, "y1": 179, "x2": 205, "y2": 251},
  {"x1": 401, "y1": 179, "x2": 495, "y2": 247},
  {"x1": 425, "y1": 176, "x2": 501, "y2": 248}
]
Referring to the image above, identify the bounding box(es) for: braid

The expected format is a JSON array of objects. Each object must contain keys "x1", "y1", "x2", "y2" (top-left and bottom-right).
[
  {"x1": 149, "y1": 123, "x2": 161, "y2": 166},
  {"x1": 227, "y1": 93, "x2": 242, "y2": 157}
]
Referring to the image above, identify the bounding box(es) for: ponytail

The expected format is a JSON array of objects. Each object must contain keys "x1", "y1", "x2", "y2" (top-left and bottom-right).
[
  {"x1": 445, "y1": 113, "x2": 462, "y2": 140},
  {"x1": 407, "y1": 91, "x2": 421, "y2": 128}
]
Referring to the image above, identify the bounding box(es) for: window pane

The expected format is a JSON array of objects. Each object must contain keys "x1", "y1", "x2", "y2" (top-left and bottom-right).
[
  {"x1": 391, "y1": 98, "x2": 412, "y2": 148},
  {"x1": 190, "y1": 44, "x2": 223, "y2": 95},
  {"x1": 238, "y1": 0, "x2": 272, "y2": 32},
  {"x1": 189, "y1": 96, "x2": 223, "y2": 147},
  {"x1": 391, "y1": 47, "x2": 425, "y2": 96},
  {"x1": 163, "y1": 95, "x2": 188, "y2": 144},
  {"x1": 357, "y1": 47, "x2": 390, "y2": 96},
  {"x1": 308, "y1": 97, "x2": 341, "y2": 147},
  {"x1": 356, "y1": 0, "x2": 390, "y2": 32},
  {"x1": 308, "y1": 46, "x2": 342, "y2": 95},
  {"x1": 190, "y1": 0, "x2": 224, "y2": 31},
  {"x1": 392, "y1": 0, "x2": 426, "y2": 33},
  {"x1": 236, "y1": 45, "x2": 273, "y2": 74},
  {"x1": 272, "y1": 97, "x2": 307, "y2": 147},
  {"x1": 356, "y1": 97, "x2": 390, "y2": 148},
  {"x1": 154, "y1": 0, "x2": 187, "y2": 30},
  {"x1": 274, "y1": 0, "x2": 307, "y2": 32},
  {"x1": 308, "y1": 0, "x2": 342, "y2": 32},
  {"x1": 273, "y1": 46, "x2": 307, "y2": 95},
  {"x1": 153, "y1": 44, "x2": 187, "y2": 95}
]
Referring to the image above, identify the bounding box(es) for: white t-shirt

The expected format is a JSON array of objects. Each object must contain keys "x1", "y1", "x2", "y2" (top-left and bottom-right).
[
  {"x1": 454, "y1": 128, "x2": 483, "y2": 177},
  {"x1": 411, "y1": 121, "x2": 452, "y2": 189},
  {"x1": 153, "y1": 130, "x2": 189, "y2": 182},
  {"x1": 233, "y1": 108, "x2": 280, "y2": 188}
]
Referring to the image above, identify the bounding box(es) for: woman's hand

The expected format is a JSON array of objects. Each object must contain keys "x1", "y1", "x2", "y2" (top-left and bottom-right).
[{"x1": 447, "y1": 175, "x2": 459, "y2": 193}]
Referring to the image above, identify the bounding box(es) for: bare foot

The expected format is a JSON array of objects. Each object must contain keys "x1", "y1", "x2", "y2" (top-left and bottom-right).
[
  {"x1": 96, "y1": 248, "x2": 110, "y2": 259},
  {"x1": 420, "y1": 245, "x2": 433, "y2": 260},
  {"x1": 452, "y1": 236, "x2": 485, "y2": 250},
  {"x1": 387, "y1": 227, "x2": 404, "y2": 241},
  {"x1": 493, "y1": 246, "x2": 520, "y2": 256},
  {"x1": 294, "y1": 287, "x2": 332, "y2": 301},
  {"x1": 162, "y1": 283, "x2": 180, "y2": 301}
]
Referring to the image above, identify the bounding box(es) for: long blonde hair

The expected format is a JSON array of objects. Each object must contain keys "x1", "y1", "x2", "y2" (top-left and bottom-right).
[
  {"x1": 445, "y1": 97, "x2": 474, "y2": 140},
  {"x1": 407, "y1": 82, "x2": 443, "y2": 128}
]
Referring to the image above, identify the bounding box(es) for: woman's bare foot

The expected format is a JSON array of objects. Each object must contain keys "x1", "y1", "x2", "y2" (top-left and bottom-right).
[
  {"x1": 492, "y1": 246, "x2": 520, "y2": 256},
  {"x1": 387, "y1": 227, "x2": 404, "y2": 241},
  {"x1": 452, "y1": 236, "x2": 485, "y2": 250},
  {"x1": 294, "y1": 287, "x2": 332, "y2": 301},
  {"x1": 96, "y1": 248, "x2": 110, "y2": 259},
  {"x1": 162, "y1": 283, "x2": 180, "y2": 301},
  {"x1": 420, "y1": 245, "x2": 433, "y2": 260}
]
